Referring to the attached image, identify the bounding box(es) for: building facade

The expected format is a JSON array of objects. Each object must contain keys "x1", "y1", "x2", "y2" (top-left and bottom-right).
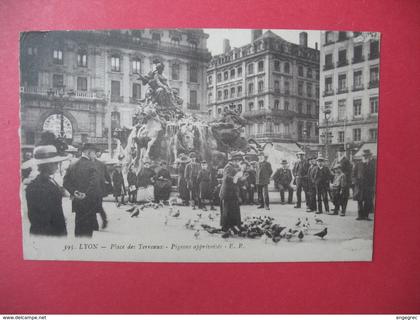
[
  {"x1": 20, "y1": 29, "x2": 211, "y2": 147},
  {"x1": 207, "y1": 30, "x2": 320, "y2": 146},
  {"x1": 319, "y1": 31, "x2": 380, "y2": 160}
]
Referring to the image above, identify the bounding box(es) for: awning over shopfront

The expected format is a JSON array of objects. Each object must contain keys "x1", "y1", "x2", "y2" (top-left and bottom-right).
[{"x1": 354, "y1": 142, "x2": 377, "y2": 158}]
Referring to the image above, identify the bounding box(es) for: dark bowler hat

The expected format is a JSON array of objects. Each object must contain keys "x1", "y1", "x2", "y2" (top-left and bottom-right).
[
  {"x1": 189, "y1": 152, "x2": 197, "y2": 158},
  {"x1": 81, "y1": 143, "x2": 99, "y2": 152},
  {"x1": 229, "y1": 153, "x2": 243, "y2": 161},
  {"x1": 177, "y1": 155, "x2": 190, "y2": 163},
  {"x1": 362, "y1": 149, "x2": 372, "y2": 156},
  {"x1": 338, "y1": 145, "x2": 346, "y2": 152},
  {"x1": 201, "y1": 160, "x2": 207, "y2": 164},
  {"x1": 281, "y1": 160, "x2": 288, "y2": 165}
]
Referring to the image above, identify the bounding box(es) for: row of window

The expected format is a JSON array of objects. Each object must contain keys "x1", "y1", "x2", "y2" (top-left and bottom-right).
[
  {"x1": 324, "y1": 66, "x2": 379, "y2": 95},
  {"x1": 209, "y1": 61, "x2": 319, "y2": 85},
  {"x1": 324, "y1": 40, "x2": 379, "y2": 70},
  {"x1": 335, "y1": 128, "x2": 377, "y2": 143},
  {"x1": 34, "y1": 47, "x2": 198, "y2": 83},
  {"x1": 324, "y1": 96, "x2": 378, "y2": 120}
]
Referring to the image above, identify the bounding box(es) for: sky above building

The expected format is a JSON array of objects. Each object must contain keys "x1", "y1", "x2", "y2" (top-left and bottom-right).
[{"x1": 204, "y1": 29, "x2": 321, "y2": 55}]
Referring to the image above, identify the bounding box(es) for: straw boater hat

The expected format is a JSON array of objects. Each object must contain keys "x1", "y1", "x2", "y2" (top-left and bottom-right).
[
  {"x1": 229, "y1": 152, "x2": 243, "y2": 161},
  {"x1": 33, "y1": 145, "x2": 68, "y2": 165}
]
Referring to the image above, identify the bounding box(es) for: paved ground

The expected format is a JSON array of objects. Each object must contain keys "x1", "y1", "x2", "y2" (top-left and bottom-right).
[{"x1": 21, "y1": 190, "x2": 374, "y2": 262}]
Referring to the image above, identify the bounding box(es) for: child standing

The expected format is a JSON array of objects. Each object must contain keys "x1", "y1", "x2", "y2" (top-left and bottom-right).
[
  {"x1": 331, "y1": 164, "x2": 346, "y2": 216},
  {"x1": 127, "y1": 165, "x2": 138, "y2": 204}
]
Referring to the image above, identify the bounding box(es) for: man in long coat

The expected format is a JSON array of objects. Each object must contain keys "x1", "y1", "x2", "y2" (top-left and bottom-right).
[
  {"x1": 176, "y1": 154, "x2": 190, "y2": 206},
  {"x1": 331, "y1": 146, "x2": 353, "y2": 214},
  {"x1": 352, "y1": 149, "x2": 376, "y2": 220},
  {"x1": 63, "y1": 143, "x2": 102, "y2": 237},
  {"x1": 219, "y1": 153, "x2": 242, "y2": 233},
  {"x1": 272, "y1": 160, "x2": 294, "y2": 204},
  {"x1": 292, "y1": 151, "x2": 309, "y2": 209},
  {"x1": 256, "y1": 152, "x2": 273, "y2": 210},
  {"x1": 154, "y1": 161, "x2": 172, "y2": 202},
  {"x1": 313, "y1": 156, "x2": 333, "y2": 214},
  {"x1": 307, "y1": 156, "x2": 318, "y2": 212},
  {"x1": 184, "y1": 152, "x2": 201, "y2": 209}
]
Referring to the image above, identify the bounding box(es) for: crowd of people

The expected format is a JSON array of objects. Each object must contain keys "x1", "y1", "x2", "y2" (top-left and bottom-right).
[{"x1": 24, "y1": 141, "x2": 376, "y2": 238}]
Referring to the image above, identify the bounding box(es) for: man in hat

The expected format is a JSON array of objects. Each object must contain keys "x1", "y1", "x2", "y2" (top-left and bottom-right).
[
  {"x1": 330, "y1": 164, "x2": 347, "y2": 216},
  {"x1": 331, "y1": 146, "x2": 353, "y2": 214},
  {"x1": 154, "y1": 161, "x2": 172, "y2": 202},
  {"x1": 176, "y1": 154, "x2": 190, "y2": 206},
  {"x1": 307, "y1": 155, "x2": 318, "y2": 212},
  {"x1": 63, "y1": 143, "x2": 102, "y2": 237},
  {"x1": 313, "y1": 155, "x2": 333, "y2": 214},
  {"x1": 292, "y1": 151, "x2": 310, "y2": 209},
  {"x1": 247, "y1": 161, "x2": 257, "y2": 205},
  {"x1": 26, "y1": 145, "x2": 68, "y2": 236},
  {"x1": 256, "y1": 152, "x2": 273, "y2": 210},
  {"x1": 272, "y1": 160, "x2": 294, "y2": 204},
  {"x1": 352, "y1": 149, "x2": 376, "y2": 220},
  {"x1": 219, "y1": 153, "x2": 242, "y2": 234},
  {"x1": 237, "y1": 160, "x2": 251, "y2": 204},
  {"x1": 197, "y1": 160, "x2": 216, "y2": 211},
  {"x1": 137, "y1": 160, "x2": 156, "y2": 202},
  {"x1": 185, "y1": 152, "x2": 202, "y2": 209}
]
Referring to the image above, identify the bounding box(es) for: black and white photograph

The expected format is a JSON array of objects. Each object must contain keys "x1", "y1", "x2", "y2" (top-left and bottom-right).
[{"x1": 19, "y1": 29, "x2": 380, "y2": 262}]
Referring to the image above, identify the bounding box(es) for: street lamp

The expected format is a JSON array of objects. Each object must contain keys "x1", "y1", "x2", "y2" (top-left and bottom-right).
[{"x1": 323, "y1": 108, "x2": 332, "y2": 161}]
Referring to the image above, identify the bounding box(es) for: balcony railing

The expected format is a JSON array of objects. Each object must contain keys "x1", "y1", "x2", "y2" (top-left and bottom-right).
[
  {"x1": 20, "y1": 86, "x2": 104, "y2": 100},
  {"x1": 248, "y1": 133, "x2": 293, "y2": 140},
  {"x1": 369, "y1": 52, "x2": 379, "y2": 60},
  {"x1": 368, "y1": 80, "x2": 379, "y2": 89},
  {"x1": 336, "y1": 59, "x2": 349, "y2": 67},
  {"x1": 111, "y1": 95, "x2": 124, "y2": 103},
  {"x1": 130, "y1": 97, "x2": 142, "y2": 104},
  {"x1": 336, "y1": 87, "x2": 348, "y2": 94},
  {"x1": 352, "y1": 84, "x2": 364, "y2": 92},
  {"x1": 323, "y1": 63, "x2": 335, "y2": 71},
  {"x1": 323, "y1": 89, "x2": 334, "y2": 97},
  {"x1": 352, "y1": 56, "x2": 365, "y2": 64},
  {"x1": 187, "y1": 103, "x2": 200, "y2": 110},
  {"x1": 242, "y1": 109, "x2": 295, "y2": 119}
]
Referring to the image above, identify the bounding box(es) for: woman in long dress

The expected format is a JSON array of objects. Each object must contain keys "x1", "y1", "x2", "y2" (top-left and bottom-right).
[{"x1": 219, "y1": 154, "x2": 243, "y2": 233}]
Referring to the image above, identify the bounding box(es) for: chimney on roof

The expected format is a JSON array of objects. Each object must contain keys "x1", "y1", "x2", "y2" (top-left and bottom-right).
[
  {"x1": 223, "y1": 39, "x2": 231, "y2": 54},
  {"x1": 251, "y1": 29, "x2": 263, "y2": 42},
  {"x1": 299, "y1": 32, "x2": 308, "y2": 47},
  {"x1": 315, "y1": 42, "x2": 318, "y2": 50}
]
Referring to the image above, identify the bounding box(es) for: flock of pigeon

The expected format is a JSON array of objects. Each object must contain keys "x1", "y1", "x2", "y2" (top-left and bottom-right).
[{"x1": 123, "y1": 200, "x2": 329, "y2": 243}]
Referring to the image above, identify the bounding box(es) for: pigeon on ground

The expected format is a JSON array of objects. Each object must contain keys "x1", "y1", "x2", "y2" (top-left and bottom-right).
[
  {"x1": 126, "y1": 206, "x2": 136, "y2": 213},
  {"x1": 194, "y1": 229, "x2": 200, "y2": 239},
  {"x1": 197, "y1": 213, "x2": 202, "y2": 219},
  {"x1": 208, "y1": 213, "x2": 215, "y2": 221},
  {"x1": 315, "y1": 217, "x2": 324, "y2": 224},
  {"x1": 298, "y1": 230, "x2": 304, "y2": 241},
  {"x1": 292, "y1": 229, "x2": 299, "y2": 234},
  {"x1": 172, "y1": 210, "x2": 180, "y2": 218},
  {"x1": 131, "y1": 208, "x2": 140, "y2": 218},
  {"x1": 295, "y1": 218, "x2": 301, "y2": 227},
  {"x1": 185, "y1": 219, "x2": 192, "y2": 229},
  {"x1": 314, "y1": 227, "x2": 328, "y2": 239},
  {"x1": 272, "y1": 235, "x2": 281, "y2": 243}
]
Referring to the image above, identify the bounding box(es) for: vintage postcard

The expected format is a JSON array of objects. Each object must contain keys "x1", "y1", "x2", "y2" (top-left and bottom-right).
[{"x1": 19, "y1": 29, "x2": 380, "y2": 262}]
